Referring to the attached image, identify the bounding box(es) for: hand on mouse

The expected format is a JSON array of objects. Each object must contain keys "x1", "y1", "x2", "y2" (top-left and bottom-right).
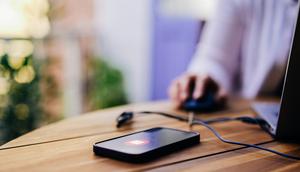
[{"x1": 168, "y1": 73, "x2": 228, "y2": 109}]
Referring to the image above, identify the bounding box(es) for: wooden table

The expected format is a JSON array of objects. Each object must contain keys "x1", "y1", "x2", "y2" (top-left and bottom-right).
[{"x1": 1, "y1": 99, "x2": 300, "y2": 172}]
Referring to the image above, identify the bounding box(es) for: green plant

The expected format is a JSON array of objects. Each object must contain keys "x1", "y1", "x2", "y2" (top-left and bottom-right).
[
  {"x1": 85, "y1": 57, "x2": 127, "y2": 111},
  {"x1": 0, "y1": 54, "x2": 42, "y2": 143}
]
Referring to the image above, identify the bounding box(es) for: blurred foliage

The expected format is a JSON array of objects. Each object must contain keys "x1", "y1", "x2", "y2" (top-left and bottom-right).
[
  {"x1": 86, "y1": 57, "x2": 128, "y2": 111},
  {"x1": 0, "y1": 54, "x2": 42, "y2": 143},
  {"x1": 0, "y1": 0, "x2": 129, "y2": 145},
  {"x1": 39, "y1": 57, "x2": 63, "y2": 124},
  {"x1": 0, "y1": 53, "x2": 128, "y2": 144}
]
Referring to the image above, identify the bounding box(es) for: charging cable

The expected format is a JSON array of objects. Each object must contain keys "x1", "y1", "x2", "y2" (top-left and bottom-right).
[
  {"x1": 116, "y1": 111, "x2": 265, "y2": 127},
  {"x1": 116, "y1": 111, "x2": 300, "y2": 160},
  {"x1": 192, "y1": 118, "x2": 300, "y2": 160}
]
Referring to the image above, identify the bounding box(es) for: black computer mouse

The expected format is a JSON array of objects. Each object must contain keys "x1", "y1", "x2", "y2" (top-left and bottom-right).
[{"x1": 182, "y1": 91, "x2": 219, "y2": 112}]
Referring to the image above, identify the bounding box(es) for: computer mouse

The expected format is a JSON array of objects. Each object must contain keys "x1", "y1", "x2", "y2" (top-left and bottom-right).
[{"x1": 182, "y1": 91, "x2": 219, "y2": 112}]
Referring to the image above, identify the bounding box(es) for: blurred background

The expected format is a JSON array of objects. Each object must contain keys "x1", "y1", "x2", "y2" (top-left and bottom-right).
[{"x1": 0, "y1": 0, "x2": 218, "y2": 144}]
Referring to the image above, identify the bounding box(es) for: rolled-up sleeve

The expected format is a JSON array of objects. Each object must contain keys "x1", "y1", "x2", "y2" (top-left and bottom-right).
[{"x1": 188, "y1": 0, "x2": 244, "y2": 93}]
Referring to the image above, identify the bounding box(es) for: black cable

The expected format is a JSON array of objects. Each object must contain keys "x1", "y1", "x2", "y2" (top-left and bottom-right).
[
  {"x1": 116, "y1": 111, "x2": 187, "y2": 128},
  {"x1": 136, "y1": 111, "x2": 187, "y2": 121},
  {"x1": 192, "y1": 119, "x2": 300, "y2": 160},
  {"x1": 134, "y1": 111, "x2": 265, "y2": 125},
  {"x1": 116, "y1": 111, "x2": 300, "y2": 160}
]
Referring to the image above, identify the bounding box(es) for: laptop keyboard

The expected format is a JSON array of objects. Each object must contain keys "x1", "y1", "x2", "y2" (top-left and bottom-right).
[{"x1": 251, "y1": 102, "x2": 280, "y2": 130}]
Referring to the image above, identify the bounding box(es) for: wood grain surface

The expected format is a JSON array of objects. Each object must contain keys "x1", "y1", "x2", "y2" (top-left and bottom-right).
[{"x1": 0, "y1": 99, "x2": 299, "y2": 172}]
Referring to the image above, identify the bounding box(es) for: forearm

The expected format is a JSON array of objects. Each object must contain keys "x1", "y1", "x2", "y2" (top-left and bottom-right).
[{"x1": 187, "y1": 0, "x2": 244, "y2": 93}]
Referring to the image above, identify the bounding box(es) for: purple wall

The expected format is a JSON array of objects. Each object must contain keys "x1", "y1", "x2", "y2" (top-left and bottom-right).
[{"x1": 151, "y1": 0, "x2": 202, "y2": 100}]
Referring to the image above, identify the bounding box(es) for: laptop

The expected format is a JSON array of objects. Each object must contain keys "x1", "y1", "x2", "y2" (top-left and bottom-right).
[{"x1": 252, "y1": 5, "x2": 300, "y2": 141}]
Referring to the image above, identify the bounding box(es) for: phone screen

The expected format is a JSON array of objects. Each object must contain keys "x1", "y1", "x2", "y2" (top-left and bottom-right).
[{"x1": 95, "y1": 128, "x2": 198, "y2": 154}]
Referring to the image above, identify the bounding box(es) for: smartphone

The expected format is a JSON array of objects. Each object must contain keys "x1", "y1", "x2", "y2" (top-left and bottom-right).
[{"x1": 93, "y1": 127, "x2": 200, "y2": 163}]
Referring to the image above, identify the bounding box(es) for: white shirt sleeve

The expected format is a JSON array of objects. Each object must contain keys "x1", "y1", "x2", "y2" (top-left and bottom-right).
[{"x1": 188, "y1": 0, "x2": 244, "y2": 93}]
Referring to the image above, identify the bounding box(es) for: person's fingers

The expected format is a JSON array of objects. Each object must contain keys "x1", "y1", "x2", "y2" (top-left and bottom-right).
[
  {"x1": 193, "y1": 75, "x2": 214, "y2": 99},
  {"x1": 178, "y1": 74, "x2": 194, "y2": 101},
  {"x1": 193, "y1": 75, "x2": 205, "y2": 99},
  {"x1": 216, "y1": 88, "x2": 228, "y2": 104},
  {"x1": 193, "y1": 75, "x2": 226, "y2": 103},
  {"x1": 169, "y1": 73, "x2": 227, "y2": 109},
  {"x1": 168, "y1": 79, "x2": 179, "y2": 100},
  {"x1": 168, "y1": 79, "x2": 181, "y2": 108}
]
